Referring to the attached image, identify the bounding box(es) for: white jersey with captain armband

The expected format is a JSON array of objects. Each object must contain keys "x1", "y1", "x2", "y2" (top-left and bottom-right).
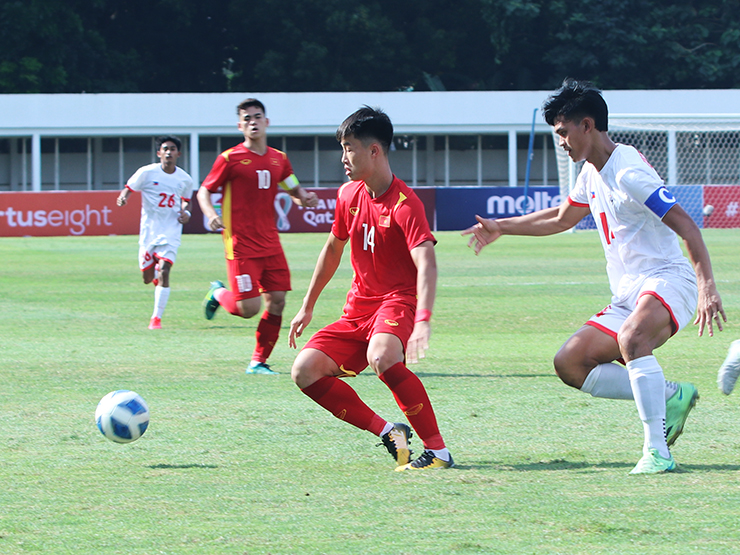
[
  {"x1": 126, "y1": 163, "x2": 194, "y2": 250},
  {"x1": 568, "y1": 144, "x2": 694, "y2": 301}
]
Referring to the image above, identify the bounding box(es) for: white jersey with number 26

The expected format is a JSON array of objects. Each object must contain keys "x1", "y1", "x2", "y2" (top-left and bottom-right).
[
  {"x1": 126, "y1": 163, "x2": 194, "y2": 250},
  {"x1": 568, "y1": 144, "x2": 694, "y2": 301}
]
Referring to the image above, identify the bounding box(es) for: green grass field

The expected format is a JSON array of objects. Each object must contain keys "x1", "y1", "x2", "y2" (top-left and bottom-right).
[{"x1": 1, "y1": 229, "x2": 739, "y2": 555}]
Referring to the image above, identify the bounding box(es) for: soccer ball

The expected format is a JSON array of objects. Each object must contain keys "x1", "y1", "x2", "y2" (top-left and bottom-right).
[
  {"x1": 703, "y1": 204, "x2": 714, "y2": 216},
  {"x1": 95, "y1": 390, "x2": 150, "y2": 443}
]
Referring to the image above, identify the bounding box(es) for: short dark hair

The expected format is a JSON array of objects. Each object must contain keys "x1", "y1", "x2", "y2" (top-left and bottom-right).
[
  {"x1": 543, "y1": 78, "x2": 609, "y2": 132},
  {"x1": 237, "y1": 98, "x2": 266, "y2": 115},
  {"x1": 156, "y1": 135, "x2": 181, "y2": 151},
  {"x1": 336, "y1": 106, "x2": 393, "y2": 153}
]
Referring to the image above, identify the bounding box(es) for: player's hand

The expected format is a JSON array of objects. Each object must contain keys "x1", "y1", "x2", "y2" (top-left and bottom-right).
[
  {"x1": 461, "y1": 215, "x2": 502, "y2": 255},
  {"x1": 694, "y1": 284, "x2": 726, "y2": 337},
  {"x1": 116, "y1": 195, "x2": 127, "y2": 207},
  {"x1": 177, "y1": 209, "x2": 191, "y2": 224},
  {"x1": 208, "y1": 215, "x2": 224, "y2": 231},
  {"x1": 406, "y1": 321, "x2": 431, "y2": 364},
  {"x1": 289, "y1": 308, "x2": 313, "y2": 349},
  {"x1": 302, "y1": 191, "x2": 319, "y2": 208}
]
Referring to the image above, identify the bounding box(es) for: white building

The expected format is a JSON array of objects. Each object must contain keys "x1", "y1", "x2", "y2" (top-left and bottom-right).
[{"x1": 2, "y1": 90, "x2": 740, "y2": 192}]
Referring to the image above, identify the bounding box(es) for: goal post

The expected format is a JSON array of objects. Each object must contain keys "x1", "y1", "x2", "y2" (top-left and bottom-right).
[{"x1": 553, "y1": 116, "x2": 740, "y2": 229}]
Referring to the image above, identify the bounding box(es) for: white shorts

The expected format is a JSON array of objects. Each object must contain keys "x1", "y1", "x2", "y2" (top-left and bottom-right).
[
  {"x1": 138, "y1": 244, "x2": 178, "y2": 271},
  {"x1": 587, "y1": 270, "x2": 698, "y2": 341}
]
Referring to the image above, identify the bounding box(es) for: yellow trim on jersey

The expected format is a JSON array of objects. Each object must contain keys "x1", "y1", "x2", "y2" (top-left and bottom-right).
[
  {"x1": 278, "y1": 173, "x2": 299, "y2": 191},
  {"x1": 222, "y1": 181, "x2": 234, "y2": 260},
  {"x1": 395, "y1": 192, "x2": 407, "y2": 209},
  {"x1": 221, "y1": 148, "x2": 236, "y2": 162}
]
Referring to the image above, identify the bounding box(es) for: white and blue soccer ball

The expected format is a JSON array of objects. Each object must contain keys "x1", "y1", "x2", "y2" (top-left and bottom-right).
[{"x1": 95, "y1": 390, "x2": 150, "y2": 443}]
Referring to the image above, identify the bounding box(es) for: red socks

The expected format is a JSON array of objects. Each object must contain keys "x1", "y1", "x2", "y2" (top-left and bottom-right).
[
  {"x1": 252, "y1": 311, "x2": 281, "y2": 363},
  {"x1": 214, "y1": 288, "x2": 240, "y2": 316},
  {"x1": 379, "y1": 362, "x2": 445, "y2": 450},
  {"x1": 301, "y1": 376, "x2": 386, "y2": 436}
]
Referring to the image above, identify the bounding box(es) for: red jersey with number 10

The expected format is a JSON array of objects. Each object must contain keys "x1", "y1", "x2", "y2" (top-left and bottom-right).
[
  {"x1": 201, "y1": 143, "x2": 298, "y2": 259},
  {"x1": 331, "y1": 176, "x2": 435, "y2": 303}
]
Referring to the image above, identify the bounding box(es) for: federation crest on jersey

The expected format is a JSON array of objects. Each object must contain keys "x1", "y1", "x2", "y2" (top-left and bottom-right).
[{"x1": 378, "y1": 214, "x2": 391, "y2": 227}]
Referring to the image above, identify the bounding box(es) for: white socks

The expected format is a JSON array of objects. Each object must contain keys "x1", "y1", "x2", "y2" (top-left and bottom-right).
[
  {"x1": 580, "y1": 363, "x2": 634, "y2": 399},
  {"x1": 581, "y1": 363, "x2": 679, "y2": 401},
  {"x1": 153, "y1": 286, "x2": 170, "y2": 319},
  {"x1": 626, "y1": 355, "x2": 669, "y2": 458}
]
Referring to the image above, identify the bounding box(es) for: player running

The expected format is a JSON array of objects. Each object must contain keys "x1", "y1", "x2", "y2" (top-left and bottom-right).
[
  {"x1": 197, "y1": 98, "x2": 318, "y2": 375},
  {"x1": 463, "y1": 79, "x2": 726, "y2": 474},
  {"x1": 117, "y1": 136, "x2": 194, "y2": 330},
  {"x1": 289, "y1": 106, "x2": 454, "y2": 471}
]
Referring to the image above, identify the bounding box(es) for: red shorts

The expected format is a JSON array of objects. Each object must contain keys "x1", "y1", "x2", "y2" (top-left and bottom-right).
[
  {"x1": 226, "y1": 252, "x2": 291, "y2": 301},
  {"x1": 303, "y1": 295, "x2": 416, "y2": 376}
]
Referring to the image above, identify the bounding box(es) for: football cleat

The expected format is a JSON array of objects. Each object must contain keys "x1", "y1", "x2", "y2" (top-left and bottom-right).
[
  {"x1": 395, "y1": 449, "x2": 454, "y2": 471},
  {"x1": 203, "y1": 280, "x2": 224, "y2": 320},
  {"x1": 629, "y1": 448, "x2": 676, "y2": 475},
  {"x1": 379, "y1": 423, "x2": 413, "y2": 466},
  {"x1": 665, "y1": 382, "x2": 699, "y2": 447},
  {"x1": 148, "y1": 317, "x2": 161, "y2": 330},
  {"x1": 246, "y1": 361, "x2": 278, "y2": 375},
  {"x1": 718, "y1": 340, "x2": 740, "y2": 395}
]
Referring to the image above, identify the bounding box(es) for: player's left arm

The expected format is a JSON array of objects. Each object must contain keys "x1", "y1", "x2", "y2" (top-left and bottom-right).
[
  {"x1": 662, "y1": 203, "x2": 726, "y2": 336},
  {"x1": 278, "y1": 172, "x2": 319, "y2": 208},
  {"x1": 407, "y1": 240, "x2": 437, "y2": 364},
  {"x1": 178, "y1": 195, "x2": 192, "y2": 224}
]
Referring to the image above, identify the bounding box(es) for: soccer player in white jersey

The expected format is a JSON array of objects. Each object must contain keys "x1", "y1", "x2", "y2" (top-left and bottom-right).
[
  {"x1": 462, "y1": 79, "x2": 726, "y2": 474},
  {"x1": 117, "y1": 136, "x2": 195, "y2": 330}
]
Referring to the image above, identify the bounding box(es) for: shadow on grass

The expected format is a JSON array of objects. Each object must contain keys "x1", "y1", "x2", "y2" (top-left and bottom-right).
[
  {"x1": 147, "y1": 463, "x2": 219, "y2": 469},
  {"x1": 454, "y1": 459, "x2": 632, "y2": 471}
]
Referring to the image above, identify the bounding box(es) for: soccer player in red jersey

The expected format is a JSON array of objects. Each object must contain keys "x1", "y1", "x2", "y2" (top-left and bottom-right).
[
  {"x1": 198, "y1": 98, "x2": 318, "y2": 375},
  {"x1": 289, "y1": 106, "x2": 454, "y2": 471}
]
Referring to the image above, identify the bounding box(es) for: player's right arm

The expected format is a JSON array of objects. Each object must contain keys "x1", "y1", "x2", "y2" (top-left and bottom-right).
[
  {"x1": 116, "y1": 187, "x2": 132, "y2": 207},
  {"x1": 196, "y1": 186, "x2": 224, "y2": 231},
  {"x1": 462, "y1": 202, "x2": 590, "y2": 255},
  {"x1": 289, "y1": 232, "x2": 348, "y2": 348}
]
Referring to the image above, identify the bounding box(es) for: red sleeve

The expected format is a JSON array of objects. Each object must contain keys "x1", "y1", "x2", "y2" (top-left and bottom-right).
[
  {"x1": 397, "y1": 194, "x2": 435, "y2": 251},
  {"x1": 330, "y1": 182, "x2": 352, "y2": 241},
  {"x1": 202, "y1": 153, "x2": 229, "y2": 193}
]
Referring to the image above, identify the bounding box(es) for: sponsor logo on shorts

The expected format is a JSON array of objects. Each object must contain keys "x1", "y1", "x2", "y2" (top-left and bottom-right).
[{"x1": 384, "y1": 319, "x2": 399, "y2": 326}]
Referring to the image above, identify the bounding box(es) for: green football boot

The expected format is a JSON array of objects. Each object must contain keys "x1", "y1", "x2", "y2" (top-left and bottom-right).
[{"x1": 665, "y1": 382, "x2": 699, "y2": 447}]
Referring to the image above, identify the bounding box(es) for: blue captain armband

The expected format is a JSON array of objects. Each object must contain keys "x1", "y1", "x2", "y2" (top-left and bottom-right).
[
  {"x1": 278, "y1": 173, "x2": 299, "y2": 191},
  {"x1": 644, "y1": 186, "x2": 677, "y2": 218}
]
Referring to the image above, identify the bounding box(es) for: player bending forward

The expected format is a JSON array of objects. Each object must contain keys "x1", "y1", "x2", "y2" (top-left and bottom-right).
[
  {"x1": 463, "y1": 79, "x2": 725, "y2": 474},
  {"x1": 117, "y1": 136, "x2": 194, "y2": 330},
  {"x1": 289, "y1": 106, "x2": 454, "y2": 471}
]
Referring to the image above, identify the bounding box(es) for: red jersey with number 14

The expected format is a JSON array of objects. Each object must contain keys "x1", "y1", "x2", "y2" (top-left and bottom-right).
[
  {"x1": 201, "y1": 143, "x2": 298, "y2": 259},
  {"x1": 331, "y1": 176, "x2": 435, "y2": 304}
]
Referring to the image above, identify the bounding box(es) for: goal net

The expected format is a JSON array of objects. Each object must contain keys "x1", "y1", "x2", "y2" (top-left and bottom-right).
[{"x1": 554, "y1": 118, "x2": 740, "y2": 229}]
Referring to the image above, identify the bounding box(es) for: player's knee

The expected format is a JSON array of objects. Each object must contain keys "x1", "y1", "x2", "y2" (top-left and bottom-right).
[
  {"x1": 553, "y1": 349, "x2": 584, "y2": 389},
  {"x1": 291, "y1": 359, "x2": 321, "y2": 389},
  {"x1": 237, "y1": 301, "x2": 260, "y2": 319},
  {"x1": 617, "y1": 324, "x2": 643, "y2": 360}
]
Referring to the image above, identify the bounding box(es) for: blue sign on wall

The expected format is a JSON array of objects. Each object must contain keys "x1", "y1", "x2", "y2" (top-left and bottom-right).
[{"x1": 435, "y1": 186, "x2": 563, "y2": 231}]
